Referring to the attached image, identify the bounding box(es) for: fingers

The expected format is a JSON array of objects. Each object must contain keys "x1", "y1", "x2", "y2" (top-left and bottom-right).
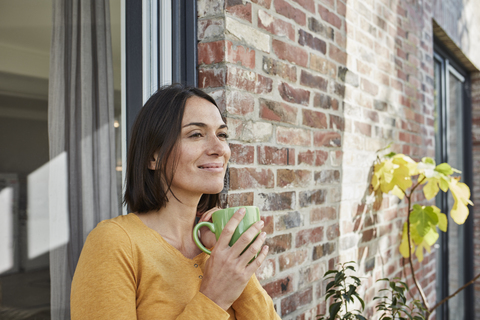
[
  {"x1": 230, "y1": 219, "x2": 264, "y2": 255},
  {"x1": 200, "y1": 207, "x2": 221, "y2": 222},
  {"x1": 246, "y1": 244, "x2": 269, "y2": 274},
  {"x1": 216, "y1": 208, "x2": 246, "y2": 249},
  {"x1": 236, "y1": 229, "x2": 267, "y2": 265}
]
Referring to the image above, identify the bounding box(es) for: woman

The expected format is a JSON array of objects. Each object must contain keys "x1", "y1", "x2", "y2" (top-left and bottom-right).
[{"x1": 71, "y1": 84, "x2": 280, "y2": 319}]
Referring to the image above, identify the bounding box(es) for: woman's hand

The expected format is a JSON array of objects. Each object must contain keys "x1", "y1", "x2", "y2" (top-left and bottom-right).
[
  {"x1": 198, "y1": 207, "x2": 220, "y2": 249},
  {"x1": 199, "y1": 208, "x2": 269, "y2": 311}
]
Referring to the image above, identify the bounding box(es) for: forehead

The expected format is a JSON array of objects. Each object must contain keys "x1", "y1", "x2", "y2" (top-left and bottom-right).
[{"x1": 182, "y1": 96, "x2": 224, "y2": 125}]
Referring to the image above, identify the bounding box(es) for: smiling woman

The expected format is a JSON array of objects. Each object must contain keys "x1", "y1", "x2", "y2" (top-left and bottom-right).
[{"x1": 70, "y1": 84, "x2": 280, "y2": 320}]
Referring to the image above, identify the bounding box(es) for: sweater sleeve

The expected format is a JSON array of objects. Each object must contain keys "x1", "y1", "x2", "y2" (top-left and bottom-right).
[
  {"x1": 232, "y1": 274, "x2": 281, "y2": 319},
  {"x1": 71, "y1": 221, "x2": 137, "y2": 320},
  {"x1": 174, "y1": 292, "x2": 231, "y2": 320}
]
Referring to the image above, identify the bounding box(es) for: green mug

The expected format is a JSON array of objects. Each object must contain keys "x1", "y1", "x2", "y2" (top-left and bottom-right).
[{"x1": 193, "y1": 206, "x2": 261, "y2": 255}]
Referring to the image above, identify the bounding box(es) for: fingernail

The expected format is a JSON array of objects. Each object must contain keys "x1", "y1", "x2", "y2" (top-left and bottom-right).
[
  {"x1": 259, "y1": 220, "x2": 264, "y2": 228},
  {"x1": 264, "y1": 245, "x2": 269, "y2": 251},
  {"x1": 260, "y1": 232, "x2": 266, "y2": 238},
  {"x1": 239, "y1": 208, "x2": 246, "y2": 215}
]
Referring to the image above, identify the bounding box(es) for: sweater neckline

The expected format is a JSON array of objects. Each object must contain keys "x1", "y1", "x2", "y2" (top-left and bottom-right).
[{"x1": 127, "y1": 212, "x2": 208, "y2": 263}]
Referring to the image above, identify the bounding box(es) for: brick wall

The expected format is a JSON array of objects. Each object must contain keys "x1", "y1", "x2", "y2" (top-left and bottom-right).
[{"x1": 196, "y1": 0, "x2": 467, "y2": 318}]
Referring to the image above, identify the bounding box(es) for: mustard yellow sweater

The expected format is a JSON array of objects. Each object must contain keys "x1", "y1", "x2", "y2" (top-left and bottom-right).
[{"x1": 71, "y1": 213, "x2": 280, "y2": 319}]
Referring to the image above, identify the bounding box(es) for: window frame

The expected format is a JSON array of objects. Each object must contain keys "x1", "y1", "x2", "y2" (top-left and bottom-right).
[{"x1": 433, "y1": 39, "x2": 474, "y2": 320}]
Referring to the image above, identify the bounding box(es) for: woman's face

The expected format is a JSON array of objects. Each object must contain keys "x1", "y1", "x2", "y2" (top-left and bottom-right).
[{"x1": 157, "y1": 96, "x2": 231, "y2": 199}]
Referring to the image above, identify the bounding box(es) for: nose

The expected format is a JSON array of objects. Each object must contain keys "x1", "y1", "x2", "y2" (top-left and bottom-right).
[{"x1": 207, "y1": 134, "x2": 230, "y2": 157}]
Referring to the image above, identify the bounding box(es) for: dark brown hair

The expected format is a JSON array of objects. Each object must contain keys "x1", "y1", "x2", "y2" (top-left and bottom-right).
[{"x1": 123, "y1": 83, "x2": 223, "y2": 214}]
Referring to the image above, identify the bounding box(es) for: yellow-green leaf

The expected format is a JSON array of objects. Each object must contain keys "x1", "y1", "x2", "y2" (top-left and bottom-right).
[
  {"x1": 416, "y1": 244, "x2": 424, "y2": 262},
  {"x1": 423, "y1": 179, "x2": 439, "y2": 200},
  {"x1": 431, "y1": 206, "x2": 447, "y2": 232},
  {"x1": 448, "y1": 178, "x2": 473, "y2": 225},
  {"x1": 435, "y1": 163, "x2": 454, "y2": 175}
]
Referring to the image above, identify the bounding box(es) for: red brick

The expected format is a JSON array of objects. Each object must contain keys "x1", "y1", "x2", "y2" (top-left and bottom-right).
[
  {"x1": 258, "y1": 192, "x2": 295, "y2": 211},
  {"x1": 326, "y1": 223, "x2": 339, "y2": 240},
  {"x1": 298, "y1": 29, "x2": 327, "y2": 54},
  {"x1": 300, "y1": 70, "x2": 328, "y2": 91},
  {"x1": 314, "y1": 169, "x2": 340, "y2": 184},
  {"x1": 229, "y1": 143, "x2": 254, "y2": 164},
  {"x1": 275, "y1": 0, "x2": 307, "y2": 26},
  {"x1": 330, "y1": 114, "x2": 345, "y2": 131},
  {"x1": 225, "y1": 41, "x2": 255, "y2": 69},
  {"x1": 361, "y1": 78, "x2": 379, "y2": 96},
  {"x1": 310, "y1": 206, "x2": 336, "y2": 223},
  {"x1": 318, "y1": 4, "x2": 342, "y2": 29},
  {"x1": 278, "y1": 82, "x2": 310, "y2": 106},
  {"x1": 198, "y1": 41, "x2": 225, "y2": 65},
  {"x1": 312, "y1": 242, "x2": 335, "y2": 260},
  {"x1": 261, "y1": 215, "x2": 274, "y2": 234},
  {"x1": 337, "y1": 0, "x2": 346, "y2": 17},
  {"x1": 258, "y1": 145, "x2": 295, "y2": 165},
  {"x1": 313, "y1": 93, "x2": 339, "y2": 110},
  {"x1": 302, "y1": 109, "x2": 328, "y2": 129},
  {"x1": 198, "y1": 67, "x2": 226, "y2": 88},
  {"x1": 255, "y1": 73, "x2": 273, "y2": 94},
  {"x1": 329, "y1": 44, "x2": 347, "y2": 65},
  {"x1": 263, "y1": 275, "x2": 294, "y2": 298},
  {"x1": 279, "y1": 250, "x2": 308, "y2": 271},
  {"x1": 226, "y1": 0, "x2": 252, "y2": 22},
  {"x1": 265, "y1": 233, "x2": 292, "y2": 253},
  {"x1": 262, "y1": 56, "x2": 297, "y2": 82},
  {"x1": 298, "y1": 150, "x2": 314, "y2": 165},
  {"x1": 260, "y1": 99, "x2": 298, "y2": 124},
  {"x1": 281, "y1": 287, "x2": 313, "y2": 316},
  {"x1": 226, "y1": 192, "x2": 254, "y2": 207},
  {"x1": 293, "y1": 0, "x2": 315, "y2": 11},
  {"x1": 277, "y1": 127, "x2": 311, "y2": 146},
  {"x1": 277, "y1": 169, "x2": 312, "y2": 187},
  {"x1": 226, "y1": 66, "x2": 255, "y2": 91},
  {"x1": 298, "y1": 150, "x2": 328, "y2": 166},
  {"x1": 296, "y1": 226, "x2": 324, "y2": 247},
  {"x1": 226, "y1": 91, "x2": 254, "y2": 116},
  {"x1": 273, "y1": 39, "x2": 308, "y2": 67},
  {"x1": 252, "y1": 0, "x2": 272, "y2": 8},
  {"x1": 313, "y1": 131, "x2": 341, "y2": 147},
  {"x1": 255, "y1": 258, "x2": 276, "y2": 281},
  {"x1": 361, "y1": 228, "x2": 377, "y2": 243},
  {"x1": 310, "y1": 54, "x2": 337, "y2": 77},
  {"x1": 258, "y1": 9, "x2": 295, "y2": 41},
  {"x1": 229, "y1": 167, "x2": 274, "y2": 190},
  {"x1": 354, "y1": 121, "x2": 371, "y2": 136}
]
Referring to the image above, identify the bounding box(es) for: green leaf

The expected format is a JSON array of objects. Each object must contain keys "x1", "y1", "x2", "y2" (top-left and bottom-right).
[
  {"x1": 324, "y1": 270, "x2": 338, "y2": 277},
  {"x1": 329, "y1": 302, "x2": 342, "y2": 318},
  {"x1": 422, "y1": 157, "x2": 435, "y2": 165},
  {"x1": 435, "y1": 163, "x2": 454, "y2": 175}
]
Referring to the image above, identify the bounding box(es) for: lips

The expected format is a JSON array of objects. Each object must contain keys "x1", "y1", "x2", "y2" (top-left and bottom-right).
[{"x1": 198, "y1": 163, "x2": 224, "y2": 172}]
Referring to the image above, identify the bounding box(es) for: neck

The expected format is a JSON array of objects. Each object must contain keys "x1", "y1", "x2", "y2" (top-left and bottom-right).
[{"x1": 136, "y1": 192, "x2": 202, "y2": 257}]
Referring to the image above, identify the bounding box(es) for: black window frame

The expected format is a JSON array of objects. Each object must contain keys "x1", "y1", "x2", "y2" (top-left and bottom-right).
[
  {"x1": 125, "y1": 0, "x2": 197, "y2": 149},
  {"x1": 434, "y1": 38, "x2": 474, "y2": 320}
]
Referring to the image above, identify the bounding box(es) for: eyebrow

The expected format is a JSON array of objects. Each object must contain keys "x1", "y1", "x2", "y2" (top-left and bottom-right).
[{"x1": 182, "y1": 122, "x2": 228, "y2": 129}]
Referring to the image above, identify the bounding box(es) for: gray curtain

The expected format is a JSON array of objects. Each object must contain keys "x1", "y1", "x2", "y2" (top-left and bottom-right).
[{"x1": 48, "y1": 0, "x2": 118, "y2": 318}]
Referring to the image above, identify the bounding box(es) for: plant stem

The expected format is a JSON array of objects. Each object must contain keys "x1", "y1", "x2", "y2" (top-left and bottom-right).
[
  {"x1": 429, "y1": 272, "x2": 480, "y2": 313},
  {"x1": 405, "y1": 182, "x2": 430, "y2": 317}
]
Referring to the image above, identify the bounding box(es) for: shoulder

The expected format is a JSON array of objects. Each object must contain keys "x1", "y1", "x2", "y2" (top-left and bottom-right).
[{"x1": 82, "y1": 214, "x2": 144, "y2": 258}]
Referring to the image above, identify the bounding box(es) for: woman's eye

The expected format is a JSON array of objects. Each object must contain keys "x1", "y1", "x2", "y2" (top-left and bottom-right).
[
  {"x1": 189, "y1": 133, "x2": 203, "y2": 138},
  {"x1": 218, "y1": 132, "x2": 229, "y2": 139}
]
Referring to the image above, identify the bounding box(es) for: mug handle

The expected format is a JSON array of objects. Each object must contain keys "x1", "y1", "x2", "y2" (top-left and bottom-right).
[{"x1": 193, "y1": 221, "x2": 216, "y2": 255}]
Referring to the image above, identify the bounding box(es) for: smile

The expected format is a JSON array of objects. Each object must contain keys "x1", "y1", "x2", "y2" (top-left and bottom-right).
[{"x1": 198, "y1": 163, "x2": 224, "y2": 172}]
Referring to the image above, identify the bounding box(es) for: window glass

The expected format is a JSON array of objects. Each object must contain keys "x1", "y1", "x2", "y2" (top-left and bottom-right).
[{"x1": 0, "y1": 1, "x2": 122, "y2": 317}]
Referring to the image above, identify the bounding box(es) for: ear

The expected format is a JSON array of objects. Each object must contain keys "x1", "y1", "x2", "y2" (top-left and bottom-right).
[{"x1": 148, "y1": 153, "x2": 158, "y2": 170}]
